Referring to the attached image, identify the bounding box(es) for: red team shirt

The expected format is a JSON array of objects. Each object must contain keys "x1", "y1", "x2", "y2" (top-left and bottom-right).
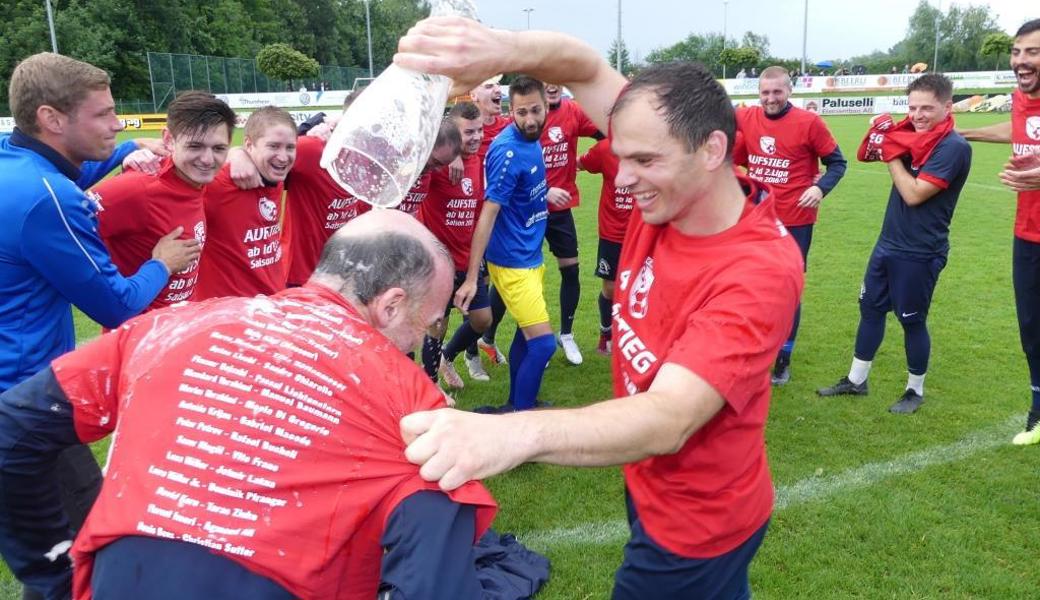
[
  {"x1": 397, "y1": 171, "x2": 431, "y2": 217},
  {"x1": 1012, "y1": 89, "x2": 1040, "y2": 243},
  {"x1": 285, "y1": 136, "x2": 371, "y2": 286},
  {"x1": 94, "y1": 159, "x2": 206, "y2": 310},
  {"x1": 541, "y1": 99, "x2": 600, "y2": 212},
  {"x1": 579, "y1": 138, "x2": 635, "y2": 243},
  {"x1": 478, "y1": 114, "x2": 512, "y2": 163},
  {"x1": 734, "y1": 106, "x2": 838, "y2": 227},
  {"x1": 55, "y1": 284, "x2": 497, "y2": 600},
  {"x1": 194, "y1": 164, "x2": 287, "y2": 300},
  {"x1": 613, "y1": 178, "x2": 803, "y2": 558},
  {"x1": 419, "y1": 153, "x2": 485, "y2": 272}
]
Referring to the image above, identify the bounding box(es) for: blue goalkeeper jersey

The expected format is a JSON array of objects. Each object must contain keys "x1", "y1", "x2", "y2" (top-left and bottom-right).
[{"x1": 0, "y1": 129, "x2": 168, "y2": 391}]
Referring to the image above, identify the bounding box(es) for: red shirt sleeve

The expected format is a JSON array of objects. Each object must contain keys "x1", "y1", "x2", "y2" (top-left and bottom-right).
[
  {"x1": 809, "y1": 114, "x2": 839, "y2": 158},
  {"x1": 51, "y1": 326, "x2": 133, "y2": 443},
  {"x1": 732, "y1": 128, "x2": 749, "y2": 168},
  {"x1": 665, "y1": 267, "x2": 800, "y2": 414},
  {"x1": 580, "y1": 140, "x2": 606, "y2": 174},
  {"x1": 94, "y1": 171, "x2": 149, "y2": 239}
]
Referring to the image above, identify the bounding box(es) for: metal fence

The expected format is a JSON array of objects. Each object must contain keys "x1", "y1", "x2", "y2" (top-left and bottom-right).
[{"x1": 145, "y1": 52, "x2": 369, "y2": 111}]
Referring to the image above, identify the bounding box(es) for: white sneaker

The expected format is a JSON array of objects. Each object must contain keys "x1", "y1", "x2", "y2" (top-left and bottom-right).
[
  {"x1": 438, "y1": 356, "x2": 464, "y2": 389},
  {"x1": 465, "y1": 354, "x2": 490, "y2": 381},
  {"x1": 558, "y1": 333, "x2": 583, "y2": 365}
]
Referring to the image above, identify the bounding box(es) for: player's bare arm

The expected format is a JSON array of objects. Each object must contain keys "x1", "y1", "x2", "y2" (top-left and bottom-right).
[
  {"x1": 454, "y1": 201, "x2": 499, "y2": 313},
  {"x1": 395, "y1": 17, "x2": 626, "y2": 133},
  {"x1": 957, "y1": 120, "x2": 1012, "y2": 143},
  {"x1": 887, "y1": 159, "x2": 943, "y2": 206},
  {"x1": 401, "y1": 362, "x2": 726, "y2": 491}
]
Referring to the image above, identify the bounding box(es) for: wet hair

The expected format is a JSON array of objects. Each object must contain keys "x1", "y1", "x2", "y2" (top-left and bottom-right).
[
  {"x1": 9, "y1": 53, "x2": 111, "y2": 135},
  {"x1": 166, "y1": 91, "x2": 237, "y2": 141},
  {"x1": 244, "y1": 106, "x2": 297, "y2": 141},
  {"x1": 611, "y1": 62, "x2": 735, "y2": 154},
  {"x1": 508, "y1": 76, "x2": 546, "y2": 103},
  {"x1": 906, "y1": 73, "x2": 953, "y2": 103},
  {"x1": 1016, "y1": 19, "x2": 1040, "y2": 38},
  {"x1": 434, "y1": 118, "x2": 462, "y2": 156},
  {"x1": 313, "y1": 232, "x2": 436, "y2": 305},
  {"x1": 448, "y1": 101, "x2": 481, "y2": 121},
  {"x1": 759, "y1": 66, "x2": 792, "y2": 88}
]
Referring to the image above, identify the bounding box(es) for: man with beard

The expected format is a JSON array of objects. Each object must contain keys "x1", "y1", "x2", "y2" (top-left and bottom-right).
[
  {"x1": 960, "y1": 19, "x2": 1040, "y2": 443},
  {"x1": 455, "y1": 77, "x2": 555, "y2": 411},
  {"x1": 733, "y1": 66, "x2": 847, "y2": 385}
]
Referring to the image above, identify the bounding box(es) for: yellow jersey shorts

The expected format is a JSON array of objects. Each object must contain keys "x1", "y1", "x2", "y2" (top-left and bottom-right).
[{"x1": 487, "y1": 263, "x2": 550, "y2": 328}]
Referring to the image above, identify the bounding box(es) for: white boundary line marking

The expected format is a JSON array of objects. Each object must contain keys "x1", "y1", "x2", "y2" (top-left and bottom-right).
[{"x1": 519, "y1": 415, "x2": 1021, "y2": 549}]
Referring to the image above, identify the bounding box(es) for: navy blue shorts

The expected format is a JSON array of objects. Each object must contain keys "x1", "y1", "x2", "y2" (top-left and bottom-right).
[
  {"x1": 860, "y1": 246, "x2": 946, "y2": 325},
  {"x1": 787, "y1": 224, "x2": 814, "y2": 272},
  {"x1": 596, "y1": 239, "x2": 623, "y2": 281},
  {"x1": 545, "y1": 209, "x2": 579, "y2": 259},
  {"x1": 447, "y1": 269, "x2": 490, "y2": 314},
  {"x1": 612, "y1": 493, "x2": 769, "y2": 600},
  {"x1": 1013, "y1": 236, "x2": 1040, "y2": 359}
]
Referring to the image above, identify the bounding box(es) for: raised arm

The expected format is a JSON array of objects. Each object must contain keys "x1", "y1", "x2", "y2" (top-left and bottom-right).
[{"x1": 395, "y1": 17, "x2": 627, "y2": 133}]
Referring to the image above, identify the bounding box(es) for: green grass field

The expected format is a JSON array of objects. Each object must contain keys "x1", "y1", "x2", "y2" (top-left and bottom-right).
[{"x1": 2, "y1": 112, "x2": 1033, "y2": 599}]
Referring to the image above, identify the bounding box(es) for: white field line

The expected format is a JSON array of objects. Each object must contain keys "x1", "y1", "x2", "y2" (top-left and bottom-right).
[
  {"x1": 848, "y1": 166, "x2": 1013, "y2": 194},
  {"x1": 520, "y1": 415, "x2": 1021, "y2": 550}
]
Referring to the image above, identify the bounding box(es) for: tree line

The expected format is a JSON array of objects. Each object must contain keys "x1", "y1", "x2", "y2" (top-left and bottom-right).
[{"x1": 0, "y1": 0, "x2": 428, "y2": 112}]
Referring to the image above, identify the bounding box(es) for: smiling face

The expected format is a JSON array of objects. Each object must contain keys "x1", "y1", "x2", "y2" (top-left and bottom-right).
[
  {"x1": 610, "y1": 91, "x2": 711, "y2": 227},
  {"x1": 63, "y1": 87, "x2": 124, "y2": 164},
  {"x1": 165, "y1": 123, "x2": 231, "y2": 188},
  {"x1": 544, "y1": 84, "x2": 563, "y2": 107},
  {"x1": 244, "y1": 123, "x2": 297, "y2": 183},
  {"x1": 1012, "y1": 29, "x2": 1040, "y2": 97},
  {"x1": 906, "y1": 90, "x2": 950, "y2": 132},
  {"x1": 454, "y1": 116, "x2": 483, "y2": 156},
  {"x1": 758, "y1": 76, "x2": 792, "y2": 116}
]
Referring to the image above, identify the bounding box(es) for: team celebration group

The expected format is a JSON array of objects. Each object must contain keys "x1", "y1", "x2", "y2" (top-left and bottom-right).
[{"x1": 0, "y1": 14, "x2": 1038, "y2": 600}]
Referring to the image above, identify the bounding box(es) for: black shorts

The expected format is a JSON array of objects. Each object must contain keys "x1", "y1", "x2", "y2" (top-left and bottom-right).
[
  {"x1": 860, "y1": 245, "x2": 946, "y2": 325},
  {"x1": 545, "y1": 209, "x2": 579, "y2": 259},
  {"x1": 596, "y1": 239, "x2": 622, "y2": 281}
]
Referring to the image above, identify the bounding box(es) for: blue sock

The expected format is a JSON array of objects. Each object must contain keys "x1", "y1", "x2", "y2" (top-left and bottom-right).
[
  {"x1": 513, "y1": 333, "x2": 556, "y2": 410},
  {"x1": 508, "y1": 327, "x2": 527, "y2": 407}
]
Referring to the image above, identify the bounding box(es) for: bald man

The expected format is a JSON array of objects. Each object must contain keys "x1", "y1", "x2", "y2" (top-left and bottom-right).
[{"x1": 0, "y1": 210, "x2": 498, "y2": 600}]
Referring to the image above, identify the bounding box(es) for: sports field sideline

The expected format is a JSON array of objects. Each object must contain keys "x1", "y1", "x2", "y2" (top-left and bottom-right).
[{"x1": 1, "y1": 111, "x2": 1032, "y2": 599}]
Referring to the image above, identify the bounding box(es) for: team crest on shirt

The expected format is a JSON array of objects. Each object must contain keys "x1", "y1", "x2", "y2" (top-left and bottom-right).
[
  {"x1": 193, "y1": 221, "x2": 206, "y2": 245},
  {"x1": 258, "y1": 196, "x2": 278, "y2": 222},
  {"x1": 547, "y1": 126, "x2": 565, "y2": 144},
  {"x1": 461, "y1": 177, "x2": 473, "y2": 196},
  {"x1": 1027, "y1": 117, "x2": 1040, "y2": 142},
  {"x1": 759, "y1": 136, "x2": 777, "y2": 155},
  {"x1": 629, "y1": 257, "x2": 655, "y2": 319},
  {"x1": 84, "y1": 190, "x2": 104, "y2": 213}
]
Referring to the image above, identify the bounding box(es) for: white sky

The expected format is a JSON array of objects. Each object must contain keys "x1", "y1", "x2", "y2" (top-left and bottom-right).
[{"x1": 477, "y1": 0, "x2": 1034, "y2": 65}]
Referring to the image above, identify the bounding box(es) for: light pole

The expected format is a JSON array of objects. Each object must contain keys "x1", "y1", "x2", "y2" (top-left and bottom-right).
[
  {"x1": 522, "y1": 7, "x2": 534, "y2": 30},
  {"x1": 722, "y1": 0, "x2": 729, "y2": 79},
  {"x1": 365, "y1": 0, "x2": 374, "y2": 77},
  {"x1": 45, "y1": 0, "x2": 59, "y2": 53},
  {"x1": 932, "y1": 0, "x2": 941, "y2": 72},
  {"x1": 800, "y1": 0, "x2": 808, "y2": 77},
  {"x1": 616, "y1": 0, "x2": 623, "y2": 72}
]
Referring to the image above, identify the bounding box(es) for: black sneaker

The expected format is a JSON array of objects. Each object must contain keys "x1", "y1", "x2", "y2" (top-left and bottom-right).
[
  {"x1": 817, "y1": 376, "x2": 868, "y2": 397},
  {"x1": 771, "y1": 356, "x2": 791, "y2": 386},
  {"x1": 889, "y1": 389, "x2": 924, "y2": 414}
]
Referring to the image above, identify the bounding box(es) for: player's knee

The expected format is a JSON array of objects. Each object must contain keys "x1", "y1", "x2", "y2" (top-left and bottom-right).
[
  {"x1": 557, "y1": 256, "x2": 579, "y2": 269},
  {"x1": 525, "y1": 333, "x2": 556, "y2": 363},
  {"x1": 469, "y1": 308, "x2": 492, "y2": 332},
  {"x1": 560, "y1": 263, "x2": 579, "y2": 282},
  {"x1": 602, "y1": 280, "x2": 615, "y2": 299}
]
